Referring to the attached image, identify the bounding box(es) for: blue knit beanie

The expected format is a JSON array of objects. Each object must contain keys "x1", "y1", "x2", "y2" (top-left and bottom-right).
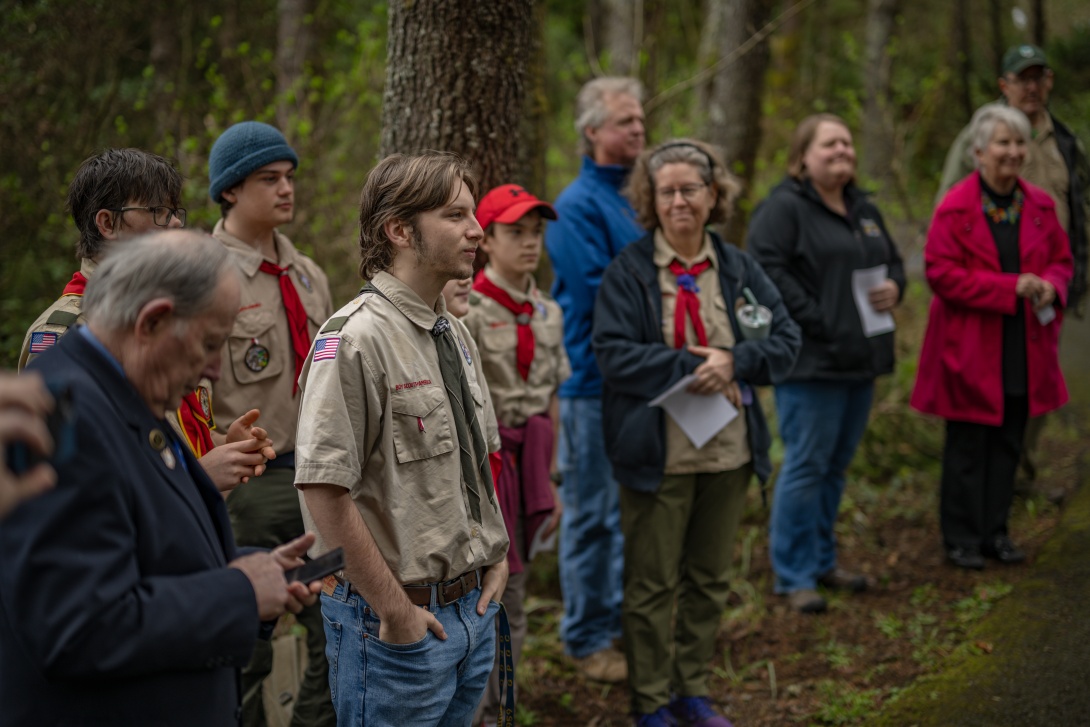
[{"x1": 208, "y1": 121, "x2": 299, "y2": 203}]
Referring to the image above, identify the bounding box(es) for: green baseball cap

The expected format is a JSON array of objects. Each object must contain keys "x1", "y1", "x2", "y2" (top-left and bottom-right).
[{"x1": 1002, "y1": 44, "x2": 1048, "y2": 76}]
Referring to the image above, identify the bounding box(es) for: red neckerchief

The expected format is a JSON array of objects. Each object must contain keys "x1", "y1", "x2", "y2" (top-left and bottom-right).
[
  {"x1": 473, "y1": 270, "x2": 535, "y2": 381},
  {"x1": 62, "y1": 271, "x2": 88, "y2": 296},
  {"x1": 258, "y1": 261, "x2": 311, "y2": 395},
  {"x1": 668, "y1": 259, "x2": 711, "y2": 348},
  {"x1": 177, "y1": 389, "x2": 215, "y2": 457}
]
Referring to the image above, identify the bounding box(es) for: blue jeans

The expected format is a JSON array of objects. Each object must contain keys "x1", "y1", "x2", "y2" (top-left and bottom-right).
[
  {"x1": 769, "y1": 380, "x2": 874, "y2": 593},
  {"x1": 557, "y1": 397, "x2": 624, "y2": 658},
  {"x1": 320, "y1": 582, "x2": 499, "y2": 726}
]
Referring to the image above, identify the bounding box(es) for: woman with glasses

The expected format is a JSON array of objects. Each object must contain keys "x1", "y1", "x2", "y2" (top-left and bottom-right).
[
  {"x1": 593, "y1": 138, "x2": 800, "y2": 727},
  {"x1": 912, "y1": 104, "x2": 1072, "y2": 570},
  {"x1": 746, "y1": 114, "x2": 906, "y2": 614}
]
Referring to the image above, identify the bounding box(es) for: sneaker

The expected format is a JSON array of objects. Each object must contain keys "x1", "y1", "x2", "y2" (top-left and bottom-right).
[
  {"x1": 787, "y1": 588, "x2": 827, "y2": 614},
  {"x1": 573, "y1": 646, "x2": 627, "y2": 683},
  {"x1": 668, "y1": 696, "x2": 734, "y2": 726},
  {"x1": 634, "y1": 707, "x2": 679, "y2": 727},
  {"x1": 817, "y1": 567, "x2": 867, "y2": 592},
  {"x1": 946, "y1": 546, "x2": 985, "y2": 570},
  {"x1": 982, "y1": 536, "x2": 1026, "y2": 564}
]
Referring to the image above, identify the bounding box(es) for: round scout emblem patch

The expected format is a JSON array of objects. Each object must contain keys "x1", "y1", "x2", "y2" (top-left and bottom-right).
[
  {"x1": 148, "y1": 429, "x2": 167, "y2": 451},
  {"x1": 245, "y1": 343, "x2": 270, "y2": 372},
  {"x1": 516, "y1": 313, "x2": 531, "y2": 325},
  {"x1": 198, "y1": 387, "x2": 212, "y2": 420}
]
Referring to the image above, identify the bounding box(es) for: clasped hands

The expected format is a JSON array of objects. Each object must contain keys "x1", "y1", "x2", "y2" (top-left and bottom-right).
[
  {"x1": 1015, "y1": 273, "x2": 1057, "y2": 311},
  {"x1": 686, "y1": 345, "x2": 742, "y2": 407}
]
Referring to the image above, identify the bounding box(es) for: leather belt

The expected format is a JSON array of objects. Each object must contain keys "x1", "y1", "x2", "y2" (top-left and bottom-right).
[{"x1": 321, "y1": 569, "x2": 481, "y2": 608}]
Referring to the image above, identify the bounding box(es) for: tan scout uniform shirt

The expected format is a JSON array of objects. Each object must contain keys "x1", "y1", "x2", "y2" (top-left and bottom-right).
[
  {"x1": 294, "y1": 271, "x2": 507, "y2": 584},
  {"x1": 213, "y1": 221, "x2": 333, "y2": 454},
  {"x1": 654, "y1": 230, "x2": 750, "y2": 475},
  {"x1": 462, "y1": 266, "x2": 571, "y2": 428},
  {"x1": 1023, "y1": 114, "x2": 1071, "y2": 232},
  {"x1": 18, "y1": 259, "x2": 98, "y2": 371}
]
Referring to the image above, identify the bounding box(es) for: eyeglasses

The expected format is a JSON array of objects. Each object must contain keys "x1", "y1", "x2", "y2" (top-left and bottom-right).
[
  {"x1": 655, "y1": 183, "x2": 707, "y2": 202},
  {"x1": 108, "y1": 206, "x2": 187, "y2": 227},
  {"x1": 1008, "y1": 70, "x2": 1050, "y2": 86}
]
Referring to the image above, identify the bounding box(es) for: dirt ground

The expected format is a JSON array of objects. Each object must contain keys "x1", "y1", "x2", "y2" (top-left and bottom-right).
[{"x1": 515, "y1": 408, "x2": 1084, "y2": 727}]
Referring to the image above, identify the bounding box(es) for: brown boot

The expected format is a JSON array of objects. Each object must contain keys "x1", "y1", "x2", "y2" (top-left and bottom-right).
[{"x1": 573, "y1": 647, "x2": 628, "y2": 683}]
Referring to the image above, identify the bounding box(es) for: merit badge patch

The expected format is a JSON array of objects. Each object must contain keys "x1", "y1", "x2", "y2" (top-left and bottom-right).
[
  {"x1": 313, "y1": 337, "x2": 340, "y2": 362},
  {"x1": 245, "y1": 343, "x2": 271, "y2": 372},
  {"x1": 198, "y1": 386, "x2": 212, "y2": 420},
  {"x1": 297, "y1": 271, "x2": 313, "y2": 291},
  {"x1": 29, "y1": 331, "x2": 59, "y2": 353}
]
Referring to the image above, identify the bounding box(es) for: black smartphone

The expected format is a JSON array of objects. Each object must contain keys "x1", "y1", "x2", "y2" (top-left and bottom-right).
[
  {"x1": 5, "y1": 381, "x2": 76, "y2": 475},
  {"x1": 284, "y1": 547, "x2": 345, "y2": 584}
]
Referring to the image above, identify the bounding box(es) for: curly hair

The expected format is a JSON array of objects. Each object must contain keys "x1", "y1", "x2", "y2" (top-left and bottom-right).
[
  {"x1": 624, "y1": 138, "x2": 741, "y2": 231},
  {"x1": 357, "y1": 152, "x2": 478, "y2": 281}
]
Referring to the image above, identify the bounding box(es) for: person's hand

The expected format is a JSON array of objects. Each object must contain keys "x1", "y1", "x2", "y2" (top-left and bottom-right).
[
  {"x1": 686, "y1": 346, "x2": 735, "y2": 396},
  {"x1": 541, "y1": 480, "x2": 563, "y2": 539},
  {"x1": 867, "y1": 279, "x2": 900, "y2": 312},
  {"x1": 226, "y1": 409, "x2": 276, "y2": 461},
  {"x1": 379, "y1": 602, "x2": 447, "y2": 645},
  {"x1": 0, "y1": 374, "x2": 57, "y2": 518},
  {"x1": 230, "y1": 552, "x2": 297, "y2": 620},
  {"x1": 273, "y1": 533, "x2": 322, "y2": 611},
  {"x1": 1015, "y1": 273, "x2": 1047, "y2": 299},
  {"x1": 723, "y1": 380, "x2": 743, "y2": 409},
  {"x1": 478, "y1": 559, "x2": 509, "y2": 615},
  {"x1": 1034, "y1": 280, "x2": 1057, "y2": 311},
  {"x1": 200, "y1": 439, "x2": 271, "y2": 493}
]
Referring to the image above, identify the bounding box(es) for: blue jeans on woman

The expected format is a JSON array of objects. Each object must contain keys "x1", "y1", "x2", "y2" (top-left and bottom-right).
[
  {"x1": 320, "y1": 582, "x2": 499, "y2": 726},
  {"x1": 770, "y1": 380, "x2": 874, "y2": 594}
]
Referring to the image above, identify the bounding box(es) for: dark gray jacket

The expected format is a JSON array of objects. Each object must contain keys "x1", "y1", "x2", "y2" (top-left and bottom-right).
[{"x1": 592, "y1": 231, "x2": 801, "y2": 493}]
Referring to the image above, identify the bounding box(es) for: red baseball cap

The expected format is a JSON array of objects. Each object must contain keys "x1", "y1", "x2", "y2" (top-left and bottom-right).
[{"x1": 476, "y1": 184, "x2": 558, "y2": 230}]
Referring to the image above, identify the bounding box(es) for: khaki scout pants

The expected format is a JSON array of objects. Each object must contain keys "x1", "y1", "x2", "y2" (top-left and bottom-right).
[
  {"x1": 227, "y1": 466, "x2": 336, "y2": 727},
  {"x1": 620, "y1": 467, "x2": 751, "y2": 715}
]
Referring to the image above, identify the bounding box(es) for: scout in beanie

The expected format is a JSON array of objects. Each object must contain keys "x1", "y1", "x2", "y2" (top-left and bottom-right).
[
  {"x1": 462, "y1": 184, "x2": 570, "y2": 727},
  {"x1": 208, "y1": 121, "x2": 337, "y2": 727}
]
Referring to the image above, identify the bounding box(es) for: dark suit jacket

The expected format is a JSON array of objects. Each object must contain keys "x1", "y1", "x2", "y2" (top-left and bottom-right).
[{"x1": 1, "y1": 330, "x2": 259, "y2": 726}]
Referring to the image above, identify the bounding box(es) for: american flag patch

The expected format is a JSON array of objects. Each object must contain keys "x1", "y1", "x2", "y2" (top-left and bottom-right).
[
  {"x1": 29, "y1": 331, "x2": 59, "y2": 353},
  {"x1": 313, "y1": 337, "x2": 340, "y2": 362}
]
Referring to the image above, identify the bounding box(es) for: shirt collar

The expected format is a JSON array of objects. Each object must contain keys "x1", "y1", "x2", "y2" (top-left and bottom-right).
[
  {"x1": 80, "y1": 258, "x2": 99, "y2": 278},
  {"x1": 483, "y1": 265, "x2": 536, "y2": 303},
  {"x1": 212, "y1": 220, "x2": 297, "y2": 277},
  {"x1": 582, "y1": 155, "x2": 633, "y2": 190},
  {"x1": 77, "y1": 325, "x2": 125, "y2": 377},
  {"x1": 652, "y1": 228, "x2": 716, "y2": 270},
  {"x1": 370, "y1": 271, "x2": 446, "y2": 331}
]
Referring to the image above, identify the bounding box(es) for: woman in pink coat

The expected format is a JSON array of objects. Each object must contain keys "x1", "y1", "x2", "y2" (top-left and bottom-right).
[{"x1": 911, "y1": 104, "x2": 1072, "y2": 570}]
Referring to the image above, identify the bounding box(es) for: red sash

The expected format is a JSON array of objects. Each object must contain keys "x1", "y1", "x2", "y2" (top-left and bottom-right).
[
  {"x1": 177, "y1": 389, "x2": 215, "y2": 457},
  {"x1": 473, "y1": 271, "x2": 535, "y2": 381}
]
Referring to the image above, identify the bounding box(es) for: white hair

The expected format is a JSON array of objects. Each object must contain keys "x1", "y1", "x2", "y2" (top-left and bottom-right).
[
  {"x1": 574, "y1": 76, "x2": 645, "y2": 157},
  {"x1": 969, "y1": 104, "x2": 1032, "y2": 157}
]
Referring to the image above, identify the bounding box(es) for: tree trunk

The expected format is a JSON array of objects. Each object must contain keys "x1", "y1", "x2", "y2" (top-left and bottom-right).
[
  {"x1": 602, "y1": 0, "x2": 640, "y2": 76},
  {"x1": 989, "y1": 0, "x2": 1005, "y2": 77},
  {"x1": 381, "y1": 0, "x2": 534, "y2": 194},
  {"x1": 277, "y1": 0, "x2": 311, "y2": 129},
  {"x1": 861, "y1": 0, "x2": 899, "y2": 195},
  {"x1": 954, "y1": 0, "x2": 974, "y2": 119},
  {"x1": 1032, "y1": 0, "x2": 1046, "y2": 47},
  {"x1": 700, "y1": 0, "x2": 772, "y2": 245}
]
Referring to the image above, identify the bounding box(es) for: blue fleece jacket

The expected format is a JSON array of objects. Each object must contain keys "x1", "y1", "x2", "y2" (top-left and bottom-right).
[{"x1": 545, "y1": 156, "x2": 644, "y2": 398}]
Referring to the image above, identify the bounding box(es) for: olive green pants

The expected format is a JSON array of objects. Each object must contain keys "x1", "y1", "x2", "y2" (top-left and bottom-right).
[
  {"x1": 227, "y1": 466, "x2": 336, "y2": 727},
  {"x1": 620, "y1": 467, "x2": 751, "y2": 715}
]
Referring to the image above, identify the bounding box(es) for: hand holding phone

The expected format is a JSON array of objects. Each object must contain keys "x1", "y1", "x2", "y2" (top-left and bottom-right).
[{"x1": 283, "y1": 547, "x2": 345, "y2": 584}]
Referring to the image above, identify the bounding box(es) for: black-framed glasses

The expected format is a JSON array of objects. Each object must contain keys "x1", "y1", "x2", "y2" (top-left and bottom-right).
[
  {"x1": 655, "y1": 183, "x2": 707, "y2": 202},
  {"x1": 109, "y1": 206, "x2": 187, "y2": 227}
]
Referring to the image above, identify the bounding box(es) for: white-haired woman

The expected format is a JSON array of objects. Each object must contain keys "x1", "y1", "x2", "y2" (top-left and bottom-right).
[{"x1": 912, "y1": 104, "x2": 1073, "y2": 569}]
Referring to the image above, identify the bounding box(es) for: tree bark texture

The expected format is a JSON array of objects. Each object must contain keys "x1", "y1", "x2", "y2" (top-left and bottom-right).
[
  {"x1": 953, "y1": 0, "x2": 974, "y2": 119},
  {"x1": 277, "y1": 0, "x2": 311, "y2": 129},
  {"x1": 381, "y1": 0, "x2": 535, "y2": 194},
  {"x1": 861, "y1": 0, "x2": 899, "y2": 194},
  {"x1": 1032, "y1": 0, "x2": 1046, "y2": 47},
  {"x1": 603, "y1": 0, "x2": 640, "y2": 76},
  {"x1": 700, "y1": 0, "x2": 772, "y2": 244}
]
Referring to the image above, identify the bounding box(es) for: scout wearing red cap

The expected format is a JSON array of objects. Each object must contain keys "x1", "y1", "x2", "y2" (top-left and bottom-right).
[{"x1": 475, "y1": 184, "x2": 558, "y2": 230}]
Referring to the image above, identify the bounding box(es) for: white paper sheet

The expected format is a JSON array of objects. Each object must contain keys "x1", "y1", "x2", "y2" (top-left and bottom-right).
[
  {"x1": 851, "y1": 264, "x2": 896, "y2": 337},
  {"x1": 647, "y1": 374, "x2": 739, "y2": 449},
  {"x1": 1035, "y1": 302, "x2": 1056, "y2": 326}
]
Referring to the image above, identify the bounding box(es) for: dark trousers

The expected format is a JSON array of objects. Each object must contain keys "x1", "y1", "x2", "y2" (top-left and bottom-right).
[
  {"x1": 227, "y1": 466, "x2": 336, "y2": 727},
  {"x1": 940, "y1": 396, "x2": 1028, "y2": 551}
]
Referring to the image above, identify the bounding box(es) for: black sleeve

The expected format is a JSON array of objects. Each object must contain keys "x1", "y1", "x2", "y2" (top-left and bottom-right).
[{"x1": 730, "y1": 253, "x2": 803, "y2": 385}]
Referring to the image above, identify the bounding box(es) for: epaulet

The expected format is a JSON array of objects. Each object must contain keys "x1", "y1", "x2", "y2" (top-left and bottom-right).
[
  {"x1": 320, "y1": 290, "x2": 371, "y2": 334},
  {"x1": 468, "y1": 290, "x2": 483, "y2": 306},
  {"x1": 320, "y1": 316, "x2": 349, "y2": 334},
  {"x1": 46, "y1": 310, "x2": 79, "y2": 329}
]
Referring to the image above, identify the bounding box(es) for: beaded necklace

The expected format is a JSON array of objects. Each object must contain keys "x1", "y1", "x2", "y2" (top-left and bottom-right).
[{"x1": 982, "y1": 187, "x2": 1024, "y2": 225}]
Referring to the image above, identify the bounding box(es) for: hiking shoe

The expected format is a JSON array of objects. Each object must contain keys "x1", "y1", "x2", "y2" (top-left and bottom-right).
[
  {"x1": 787, "y1": 588, "x2": 827, "y2": 614},
  {"x1": 668, "y1": 695, "x2": 734, "y2": 726},
  {"x1": 634, "y1": 707, "x2": 678, "y2": 726},
  {"x1": 946, "y1": 546, "x2": 985, "y2": 570},
  {"x1": 817, "y1": 567, "x2": 867, "y2": 592},
  {"x1": 573, "y1": 646, "x2": 627, "y2": 683},
  {"x1": 982, "y1": 536, "x2": 1026, "y2": 564}
]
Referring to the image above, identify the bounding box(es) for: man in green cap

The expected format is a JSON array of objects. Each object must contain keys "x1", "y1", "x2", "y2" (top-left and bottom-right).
[{"x1": 936, "y1": 44, "x2": 1089, "y2": 496}]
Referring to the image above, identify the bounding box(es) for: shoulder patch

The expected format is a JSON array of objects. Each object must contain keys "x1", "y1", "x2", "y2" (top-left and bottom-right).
[
  {"x1": 320, "y1": 316, "x2": 350, "y2": 334},
  {"x1": 46, "y1": 310, "x2": 79, "y2": 328}
]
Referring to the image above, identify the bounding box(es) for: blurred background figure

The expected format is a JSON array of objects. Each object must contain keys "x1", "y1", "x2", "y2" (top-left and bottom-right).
[
  {"x1": 913, "y1": 104, "x2": 1073, "y2": 570},
  {"x1": 0, "y1": 373, "x2": 56, "y2": 519}
]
